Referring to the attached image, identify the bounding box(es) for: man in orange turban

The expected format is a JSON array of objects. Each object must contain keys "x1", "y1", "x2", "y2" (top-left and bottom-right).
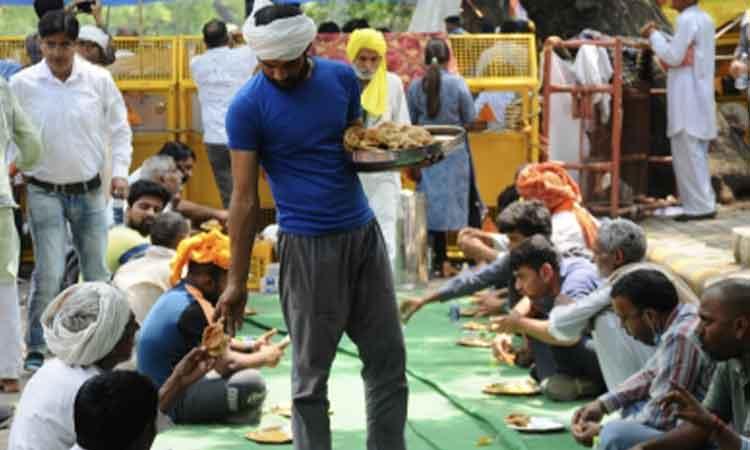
[
  {"x1": 516, "y1": 162, "x2": 598, "y2": 257},
  {"x1": 137, "y1": 229, "x2": 286, "y2": 425}
]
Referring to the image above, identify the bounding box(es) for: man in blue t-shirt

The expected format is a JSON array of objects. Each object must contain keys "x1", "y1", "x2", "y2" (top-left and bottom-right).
[{"x1": 215, "y1": 3, "x2": 407, "y2": 450}]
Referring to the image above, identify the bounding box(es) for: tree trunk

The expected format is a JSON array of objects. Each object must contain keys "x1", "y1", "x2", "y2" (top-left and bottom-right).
[{"x1": 465, "y1": 0, "x2": 672, "y2": 38}]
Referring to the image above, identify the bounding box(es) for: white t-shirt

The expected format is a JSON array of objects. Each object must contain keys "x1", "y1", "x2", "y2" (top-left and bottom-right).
[
  {"x1": 8, "y1": 358, "x2": 100, "y2": 450},
  {"x1": 551, "y1": 211, "x2": 590, "y2": 256}
]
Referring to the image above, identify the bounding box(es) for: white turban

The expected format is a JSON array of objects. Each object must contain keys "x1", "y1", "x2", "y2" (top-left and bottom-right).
[
  {"x1": 42, "y1": 282, "x2": 132, "y2": 367},
  {"x1": 242, "y1": 0, "x2": 316, "y2": 61}
]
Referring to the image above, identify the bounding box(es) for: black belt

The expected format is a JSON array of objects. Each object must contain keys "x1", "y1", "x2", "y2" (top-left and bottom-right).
[{"x1": 27, "y1": 175, "x2": 102, "y2": 195}]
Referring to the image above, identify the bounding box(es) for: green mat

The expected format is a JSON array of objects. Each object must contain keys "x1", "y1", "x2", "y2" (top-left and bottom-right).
[{"x1": 152, "y1": 292, "x2": 586, "y2": 450}]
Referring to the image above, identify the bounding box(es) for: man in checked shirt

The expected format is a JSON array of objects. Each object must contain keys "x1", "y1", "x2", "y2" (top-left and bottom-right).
[{"x1": 571, "y1": 269, "x2": 715, "y2": 450}]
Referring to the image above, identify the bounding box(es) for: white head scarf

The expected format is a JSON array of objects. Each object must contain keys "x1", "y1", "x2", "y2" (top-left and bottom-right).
[
  {"x1": 78, "y1": 25, "x2": 110, "y2": 52},
  {"x1": 242, "y1": 0, "x2": 316, "y2": 61},
  {"x1": 42, "y1": 282, "x2": 132, "y2": 367}
]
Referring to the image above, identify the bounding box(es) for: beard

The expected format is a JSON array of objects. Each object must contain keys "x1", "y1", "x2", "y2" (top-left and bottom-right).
[
  {"x1": 266, "y1": 58, "x2": 310, "y2": 90},
  {"x1": 131, "y1": 219, "x2": 155, "y2": 237}
]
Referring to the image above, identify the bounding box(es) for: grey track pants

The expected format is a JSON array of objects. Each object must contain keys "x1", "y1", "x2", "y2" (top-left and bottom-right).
[
  {"x1": 279, "y1": 220, "x2": 408, "y2": 450},
  {"x1": 205, "y1": 143, "x2": 233, "y2": 209},
  {"x1": 171, "y1": 369, "x2": 267, "y2": 425}
]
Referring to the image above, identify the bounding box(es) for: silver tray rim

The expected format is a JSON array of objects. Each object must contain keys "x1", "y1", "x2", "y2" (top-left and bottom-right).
[{"x1": 347, "y1": 125, "x2": 466, "y2": 173}]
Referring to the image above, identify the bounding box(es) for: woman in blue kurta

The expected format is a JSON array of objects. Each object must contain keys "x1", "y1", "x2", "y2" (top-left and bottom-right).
[{"x1": 407, "y1": 38, "x2": 477, "y2": 276}]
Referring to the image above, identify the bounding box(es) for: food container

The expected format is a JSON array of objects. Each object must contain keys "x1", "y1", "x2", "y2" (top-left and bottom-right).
[{"x1": 348, "y1": 125, "x2": 466, "y2": 172}]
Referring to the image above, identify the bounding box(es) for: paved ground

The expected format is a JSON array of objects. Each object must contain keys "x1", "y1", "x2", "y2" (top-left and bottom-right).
[{"x1": 2, "y1": 202, "x2": 748, "y2": 447}]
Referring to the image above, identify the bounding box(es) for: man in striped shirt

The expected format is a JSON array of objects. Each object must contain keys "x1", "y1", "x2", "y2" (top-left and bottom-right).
[{"x1": 571, "y1": 269, "x2": 715, "y2": 450}]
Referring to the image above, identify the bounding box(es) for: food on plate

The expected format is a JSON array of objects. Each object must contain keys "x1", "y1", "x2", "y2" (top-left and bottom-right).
[
  {"x1": 457, "y1": 336, "x2": 493, "y2": 348},
  {"x1": 245, "y1": 426, "x2": 293, "y2": 444},
  {"x1": 460, "y1": 306, "x2": 479, "y2": 317},
  {"x1": 505, "y1": 413, "x2": 531, "y2": 428},
  {"x1": 492, "y1": 334, "x2": 517, "y2": 366},
  {"x1": 202, "y1": 319, "x2": 230, "y2": 357},
  {"x1": 462, "y1": 321, "x2": 489, "y2": 332},
  {"x1": 476, "y1": 436, "x2": 493, "y2": 446},
  {"x1": 482, "y1": 378, "x2": 541, "y2": 396},
  {"x1": 244, "y1": 307, "x2": 258, "y2": 317},
  {"x1": 344, "y1": 121, "x2": 434, "y2": 152}
]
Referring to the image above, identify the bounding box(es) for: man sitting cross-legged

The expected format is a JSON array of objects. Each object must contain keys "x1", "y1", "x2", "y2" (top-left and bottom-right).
[
  {"x1": 106, "y1": 180, "x2": 172, "y2": 274},
  {"x1": 572, "y1": 269, "x2": 715, "y2": 450},
  {"x1": 7, "y1": 282, "x2": 212, "y2": 450},
  {"x1": 630, "y1": 277, "x2": 750, "y2": 450},
  {"x1": 113, "y1": 211, "x2": 191, "y2": 325},
  {"x1": 400, "y1": 199, "x2": 553, "y2": 322},
  {"x1": 492, "y1": 234, "x2": 605, "y2": 401},
  {"x1": 137, "y1": 228, "x2": 286, "y2": 424}
]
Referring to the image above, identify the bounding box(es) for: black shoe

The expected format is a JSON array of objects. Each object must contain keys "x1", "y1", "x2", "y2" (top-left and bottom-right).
[
  {"x1": 0, "y1": 405, "x2": 14, "y2": 430},
  {"x1": 24, "y1": 352, "x2": 44, "y2": 372},
  {"x1": 674, "y1": 211, "x2": 717, "y2": 222}
]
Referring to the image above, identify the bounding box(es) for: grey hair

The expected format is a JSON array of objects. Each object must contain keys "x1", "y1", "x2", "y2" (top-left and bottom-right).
[
  {"x1": 596, "y1": 218, "x2": 647, "y2": 264},
  {"x1": 139, "y1": 155, "x2": 176, "y2": 183},
  {"x1": 150, "y1": 211, "x2": 190, "y2": 249}
]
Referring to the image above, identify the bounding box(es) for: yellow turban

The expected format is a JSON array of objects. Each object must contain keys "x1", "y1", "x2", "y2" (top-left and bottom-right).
[
  {"x1": 347, "y1": 29, "x2": 388, "y2": 118},
  {"x1": 170, "y1": 229, "x2": 231, "y2": 286}
]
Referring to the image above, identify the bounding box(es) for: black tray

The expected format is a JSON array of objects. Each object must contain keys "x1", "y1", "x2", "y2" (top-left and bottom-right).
[{"x1": 348, "y1": 125, "x2": 466, "y2": 173}]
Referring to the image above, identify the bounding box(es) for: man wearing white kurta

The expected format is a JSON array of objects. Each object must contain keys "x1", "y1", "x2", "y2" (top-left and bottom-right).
[
  {"x1": 643, "y1": 0, "x2": 717, "y2": 221},
  {"x1": 346, "y1": 29, "x2": 411, "y2": 274}
]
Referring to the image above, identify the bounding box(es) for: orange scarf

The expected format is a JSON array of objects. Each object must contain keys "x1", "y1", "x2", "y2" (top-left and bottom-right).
[{"x1": 516, "y1": 162, "x2": 598, "y2": 249}]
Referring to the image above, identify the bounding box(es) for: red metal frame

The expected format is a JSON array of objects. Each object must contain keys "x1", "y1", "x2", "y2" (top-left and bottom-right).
[{"x1": 541, "y1": 37, "x2": 675, "y2": 218}]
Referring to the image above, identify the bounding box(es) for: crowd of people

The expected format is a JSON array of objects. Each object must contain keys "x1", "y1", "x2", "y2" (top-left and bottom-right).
[{"x1": 1, "y1": 0, "x2": 750, "y2": 450}]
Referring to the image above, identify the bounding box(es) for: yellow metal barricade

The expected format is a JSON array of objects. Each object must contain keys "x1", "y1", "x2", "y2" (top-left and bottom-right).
[
  {"x1": 0, "y1": 36, "x2": 28, "y2": 66},
  {"x1": 449, "y1": 34, "x2": 540, "y2": 207}
]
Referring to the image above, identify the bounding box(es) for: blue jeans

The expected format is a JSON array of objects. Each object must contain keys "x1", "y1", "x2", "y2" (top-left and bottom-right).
[
  {"x1": 599, "y1": 420, "x2": 663, "y2": 450},
  {"x1": 25, "y1": 184, "x2": 109, "y2": 353}
]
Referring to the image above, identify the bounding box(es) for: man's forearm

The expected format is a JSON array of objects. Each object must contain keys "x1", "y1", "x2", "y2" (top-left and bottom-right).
[
  {"x1": 178, "y1": 199, "x2": 225, "y2": 224},
  {"x1": 516, "y1": 317, "x2": 578, "y2": 346},
  {"x1": 158, "y1": 376, "x2": 186, "y2": 413},
  {"x1": 640, "y1": 423, "x2": 710, "y2": 450},
  {"x1": 227, "y1": 196, "x2": 257, "y2": 288}
]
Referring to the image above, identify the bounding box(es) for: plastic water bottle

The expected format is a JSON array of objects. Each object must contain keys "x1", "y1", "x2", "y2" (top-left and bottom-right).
[
  {"x1": 112, "y1": 198, "x2": 125, "y2": 225},
  {"x1": 449, "y1": 303, "x2": 461, "y2": 323},
  {"x1": 736, "y1": 52, "x2": 749, "y2": 91}
]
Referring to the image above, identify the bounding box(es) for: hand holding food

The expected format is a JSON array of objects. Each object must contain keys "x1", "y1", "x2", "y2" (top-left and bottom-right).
[{"x1": 202, "y1": 318, "x2": 230, "y2": 357}]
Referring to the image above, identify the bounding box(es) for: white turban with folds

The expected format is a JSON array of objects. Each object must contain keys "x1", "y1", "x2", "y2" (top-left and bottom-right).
[
  {"x1": 42, "y1": 282, "x2": 131, "y2": 367},
  {"x1": 242, "y1": 0, "x2": 317, "y2": 61}
]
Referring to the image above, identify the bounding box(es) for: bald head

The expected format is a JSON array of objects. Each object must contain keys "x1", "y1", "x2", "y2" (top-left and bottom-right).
[{"x1": 703, "y1": 278, "x2": 750, "y2": 316}]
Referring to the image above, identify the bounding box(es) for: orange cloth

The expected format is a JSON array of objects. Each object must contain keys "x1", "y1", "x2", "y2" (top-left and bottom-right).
[
  {"x1": 170, "y1": 229, "x2": 231, "y2": 286},
  {"x1": 516, "y1": 162, "x2": 598, "y2": 249}
]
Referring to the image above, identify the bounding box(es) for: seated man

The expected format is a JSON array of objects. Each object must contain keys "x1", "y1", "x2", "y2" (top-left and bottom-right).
[
  {"x1": 492, "y1": 234, "x2": 604, "y2": 401},
  {"x1": 113, "y1": 211, "x2": 191, "y2": 325},
  {"x1": 457, "y1": 183, "x2": 520, "y2": 265},
  {"x1": 549, "y1": 219, "x2": 657, "y2": 396},
  {"x1": 73, "y1": 371, "x2": 160, "y2": 450},
  {"x1": 572, "y1": 269, "x2": 715, "y2": 450},
  {"x1": 516, "y1": 162, "x2": 599, "y2": 258},
  {"x1": 137, "y1": 150, "x2": 228, "y2": 227},
  {"x1": 107, "y1": 180, "x2": 172, "y2": 274},
  {"x1": 7, "y1": 282, "x2": 210, "y2": 450},
  {"x1": 138, "y1": 229, "x2": 285, "y2": 424},
  {"x1": 400, "y1": 199, "x2": 553, "y2": 322},
  {"x1": 635, "y1": 278, "x2": 750, "y2": 450}
]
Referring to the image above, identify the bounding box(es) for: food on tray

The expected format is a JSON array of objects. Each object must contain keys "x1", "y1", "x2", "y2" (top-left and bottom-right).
[
  {"x1": 462, "y1": 321, "x2": 489, "y2": 332},
  {"x1": 482, "y1": 379, "x2": 541, "y2": 396},
  {"x1": 245, "y1": 426, "x2": 293, "y2": 444},
  {"x1": 344, "y1": 121, "x2": 434, "y2": 152},
  {"x1": 505, "y1": 413, "x2": 531, "y2": 428},
  {"x1": 202, "y1": 319, "x2": 229, "y2": 357},
  {"x1": 457, "y1": 336, "x2": 493, "y2": 348}
]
